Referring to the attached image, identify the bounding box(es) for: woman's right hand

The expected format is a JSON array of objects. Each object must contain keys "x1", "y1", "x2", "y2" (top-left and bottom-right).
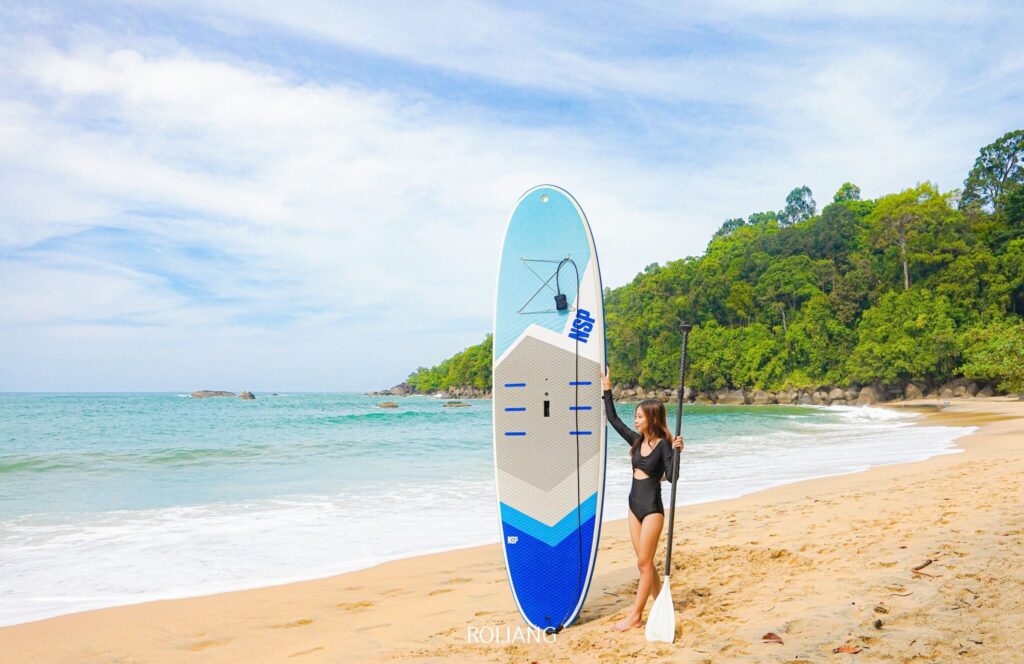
[{"x1": 600, "y1": 366, "x2": 612, "y2": 392}]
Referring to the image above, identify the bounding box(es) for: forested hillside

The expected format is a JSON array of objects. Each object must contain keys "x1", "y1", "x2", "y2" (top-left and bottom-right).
[{"x1": 405, "y1": 130, "x2": 1024, "y2": 395}]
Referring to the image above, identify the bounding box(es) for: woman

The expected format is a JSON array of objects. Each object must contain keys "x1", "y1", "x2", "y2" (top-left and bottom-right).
[{"x1": 600, "y1": 367, "x2": 684, "y2": 632}]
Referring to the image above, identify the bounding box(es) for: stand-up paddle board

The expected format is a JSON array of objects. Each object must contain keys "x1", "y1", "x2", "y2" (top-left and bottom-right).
[{"x1": 492, "y1": 185, "x2": 606, "y2": 632}]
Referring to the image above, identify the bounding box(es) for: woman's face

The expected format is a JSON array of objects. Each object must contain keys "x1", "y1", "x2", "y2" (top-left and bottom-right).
[{"x1": 634, "y1": 407, "x2": 649, "y2": 435}]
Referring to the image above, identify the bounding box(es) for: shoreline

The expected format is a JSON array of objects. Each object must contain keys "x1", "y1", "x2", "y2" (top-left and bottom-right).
[
  {"x1": 2, "y1": 397, "x2": 1022, "y2": 661},
  {"x1": 0, "y1": 401, "x2": 966, "y2": 628}
]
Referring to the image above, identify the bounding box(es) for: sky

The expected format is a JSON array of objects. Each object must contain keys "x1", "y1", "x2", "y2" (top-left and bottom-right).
[{"x1": 1, "y1": 1, "x2": 1022, "y2": 391}]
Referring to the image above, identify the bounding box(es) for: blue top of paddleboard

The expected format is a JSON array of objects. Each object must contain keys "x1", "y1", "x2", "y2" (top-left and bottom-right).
[{"x1": 494, "y1": 188, "x2": 592, "y2": 359}]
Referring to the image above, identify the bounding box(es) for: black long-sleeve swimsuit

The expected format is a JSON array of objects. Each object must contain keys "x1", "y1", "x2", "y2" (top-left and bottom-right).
[{"x1": 602, "y1": 389, "x2": 676, "y2": 522}]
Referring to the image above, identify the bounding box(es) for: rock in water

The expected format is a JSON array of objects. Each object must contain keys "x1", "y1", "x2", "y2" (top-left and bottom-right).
[
  {"x1": 443, "y1": 401, "x2": 470, "y2": 408},
  {"x1": 377, "y1": 402, "x2": 399, "y2": 408},
  {"x1": 239, "y1": 391, "x2": 255, "y2": 400},
  {"x1": 191, "y1": 390, "x2": 236, "y2": 398}
]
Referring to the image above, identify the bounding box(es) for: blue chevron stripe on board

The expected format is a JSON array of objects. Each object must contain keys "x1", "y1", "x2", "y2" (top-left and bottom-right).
[{"x1": 500, "y1": 492, "x2": 597, "y2": 548}]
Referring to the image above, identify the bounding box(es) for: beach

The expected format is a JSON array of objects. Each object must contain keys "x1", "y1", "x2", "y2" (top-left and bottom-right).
[{"x1": 1, "y1": 397, "x2": 1022, "y2": 662}]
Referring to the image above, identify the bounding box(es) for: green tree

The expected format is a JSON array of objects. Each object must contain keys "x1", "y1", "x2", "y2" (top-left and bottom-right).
[
  {"x1": 754, "y1": 255, "x2": 831, "y2": 331},
  {"x1": 784, "y1": 294, "x2": 853, "y2": 384},
  {"x1": 713, "y1": 217, "x2": 746, "y2": 238},
  {"x1": 406, "y1": 335, "x2": 492, "y2": 392},
  {"x1": 961, "y1": 129, "x2": 1024, "y2": 212},
  {"x1": 960, "y1": 318, "x2": 1024, "y2": 392},
  {"x1": 869, "y1": 182, "x2": 952, "y2": 290},
  {"x1": 833, "y1": 182, "x2": 862, "y2": 203},
  {"x1": 747, "y1": 211, "x2": 779, "y2": 227},
  {"x1": 847, "y1": 290, "x2": 958, "y2": 386},
  {"x1": 780, "y1": 186, "x2": 816, "y2": 226}
]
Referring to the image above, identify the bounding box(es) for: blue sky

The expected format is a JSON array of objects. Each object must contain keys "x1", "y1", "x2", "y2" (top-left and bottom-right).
[{"x1": 1, "y1": 1, "x2": 1022, "y2": 391}]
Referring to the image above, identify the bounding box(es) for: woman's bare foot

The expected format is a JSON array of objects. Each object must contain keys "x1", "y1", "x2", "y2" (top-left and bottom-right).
[{"x1": 609, "y1": 614, "x2": 643, "y2": 631}]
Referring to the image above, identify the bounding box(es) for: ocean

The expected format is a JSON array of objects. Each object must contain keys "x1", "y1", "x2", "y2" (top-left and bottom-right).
[{"x1": 0, "y1": 392, "x2": 972, "y2": 626}]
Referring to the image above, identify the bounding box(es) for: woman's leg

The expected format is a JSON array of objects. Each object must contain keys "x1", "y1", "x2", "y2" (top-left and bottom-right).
[
  {"x1": 611, "y1": 511, "x2": 664, "y2": 630},
  {"x1": 627, "y1": 507, "x2": 642, "y2": 557}
]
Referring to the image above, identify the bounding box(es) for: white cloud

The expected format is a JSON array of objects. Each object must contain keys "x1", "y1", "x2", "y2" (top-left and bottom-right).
[{"x1": 1, "y1": 2, "x2": 1021, "y2": 389}]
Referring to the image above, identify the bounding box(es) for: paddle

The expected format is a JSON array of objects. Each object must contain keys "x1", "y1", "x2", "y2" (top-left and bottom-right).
[{"x1": 646, "y1": 321, "x2": 692, "y2": 643}]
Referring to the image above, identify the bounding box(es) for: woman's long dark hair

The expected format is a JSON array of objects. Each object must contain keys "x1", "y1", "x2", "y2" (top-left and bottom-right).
[{"x1": 630, "y1": 399, "x2": 672, "y2": 456}]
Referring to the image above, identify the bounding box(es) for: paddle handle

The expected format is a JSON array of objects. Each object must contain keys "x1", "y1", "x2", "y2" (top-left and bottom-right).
[{"x1": 664, "y1": 322, "x2": 692, "y2": 577}]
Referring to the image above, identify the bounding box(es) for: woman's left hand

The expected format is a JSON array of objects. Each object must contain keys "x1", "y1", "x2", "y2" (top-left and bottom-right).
[{"x1": 672, "y1": 435, "x2": 684, "y2": 450}]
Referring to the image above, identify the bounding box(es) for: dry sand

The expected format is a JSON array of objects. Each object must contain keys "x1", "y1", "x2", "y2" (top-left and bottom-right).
[{"x1": 2, "y1": 397, "x2": 1023, "y2": 663}]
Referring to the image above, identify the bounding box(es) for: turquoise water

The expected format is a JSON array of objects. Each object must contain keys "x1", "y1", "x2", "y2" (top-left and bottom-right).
[{"x1": 0, "y1": 392, "x2": 971, "y2": 626}]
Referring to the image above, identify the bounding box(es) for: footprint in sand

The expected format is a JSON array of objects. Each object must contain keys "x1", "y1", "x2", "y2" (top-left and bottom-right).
[
  {"x1": 186, "y1": 638, "x2": 232, "y2": 651},
  {"x1": 337, "y1": 600, "x2": 375, "y2": 611},
  {"x1": 428, "y1": 588, "x2": 453, "y2": 596},
  {"x1": 444, "y1": 577, "x2": 472, "y2": 584},
  {"x1": 270, "y1": 619, "x2": 315, "y2": 629},
  {"x1": 288, "y1": 646, "x2": 325, "y2": 657}
]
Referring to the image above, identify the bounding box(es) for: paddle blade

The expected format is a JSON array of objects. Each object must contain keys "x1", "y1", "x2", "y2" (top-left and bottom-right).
[{"x1": 645, "y1": 575, "x2": 676, "y2": 643}]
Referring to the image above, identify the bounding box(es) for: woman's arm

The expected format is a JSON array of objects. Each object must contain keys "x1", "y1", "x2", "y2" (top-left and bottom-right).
[
  {"x1": 660, "y1": 437, "x2": 677, "y2": 482},
  {"x1": 660, "y1": 434, "x2": 685, "y2": 481},
  {"x1": 603, "y1": 390, "x2": 639, "y2": 444}
]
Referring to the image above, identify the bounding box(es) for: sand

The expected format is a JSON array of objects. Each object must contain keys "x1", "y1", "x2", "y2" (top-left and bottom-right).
[{"x1": 1, "y1": 397, "x2": 1022, "y2": 663}]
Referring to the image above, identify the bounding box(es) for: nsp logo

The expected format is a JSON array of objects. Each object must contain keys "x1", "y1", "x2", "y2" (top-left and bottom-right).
[{"x1": 568, "y1": 309, "x2": 595, "y2": 343}]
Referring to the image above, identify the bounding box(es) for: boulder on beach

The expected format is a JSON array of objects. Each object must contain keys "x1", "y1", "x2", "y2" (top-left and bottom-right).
[
  {"x1": 752, "y1": 390, "x2": 775, "y2": 405},
  {"x1": 377, "y1": 402, "x2": 399, "y2": 408},
  {"x1": 191, "y1": 390, "x2": 236, "y2": 398},
  {"x1": 856, "y1": 386, "x2": 881, "y2": 405},
  {"x1": 905, "y1": 383, "x2": 924, "y2": 400},
  {"x1": 716, "y1": 388, "x2": 746, "y2": 405},
  {"x1": 828, "y1": 387, "x2": 845, "y2": 401}
]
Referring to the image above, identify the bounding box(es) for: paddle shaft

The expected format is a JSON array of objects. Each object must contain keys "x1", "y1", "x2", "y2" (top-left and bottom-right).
[{"x1": 664, "y1": 322, "x2": 692, "y2": 577}]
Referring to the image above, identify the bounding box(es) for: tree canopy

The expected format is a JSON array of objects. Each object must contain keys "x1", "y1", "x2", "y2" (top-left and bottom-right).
[{"x1": 407, "y1": 131, "x2": 1024, "y2": 394}]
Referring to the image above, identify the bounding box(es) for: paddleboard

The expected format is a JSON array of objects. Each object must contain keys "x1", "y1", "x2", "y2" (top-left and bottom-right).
[{"x1": 492, "y1": 185, "x2": 607, "y2": 632}]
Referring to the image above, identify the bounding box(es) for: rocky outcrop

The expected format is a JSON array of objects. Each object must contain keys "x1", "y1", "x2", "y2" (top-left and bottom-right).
[
  {"x1": 752, "y1": 390, "x2": 776, "y2": 405},
  {"x1": 856, "y1": 386, "x2": 882, "y2": 405},
  {"x1": 905, "y1": 383, "x2": 924, "y2": 400},
  {"x1": 715, "y1": 388, "x2": 747, "y2": 405},
  {"x1": 695, "y1": 392, "x2": 715, "y2": 404},
  {"x1": 191, "y1": 390, "x2": 236, "y2": 398},
  {"x1": 978, "y1": 385, "x2": 994, "y2": 398},
  {"x1": 239, "y1": 391, "x2": 255, "y2": 400},
  {"x1": 775, "y1": 389, "x2": 796, "y2": 404},
  {"x1": 436, "y1": 386, "x2": 490, "y2": 399},
  {"x1": 828, "y1": 387, "x2": 845, "y2": 401},
  {"x1": 377, "y1": 401, "x2": 399, "y2": 408}
]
